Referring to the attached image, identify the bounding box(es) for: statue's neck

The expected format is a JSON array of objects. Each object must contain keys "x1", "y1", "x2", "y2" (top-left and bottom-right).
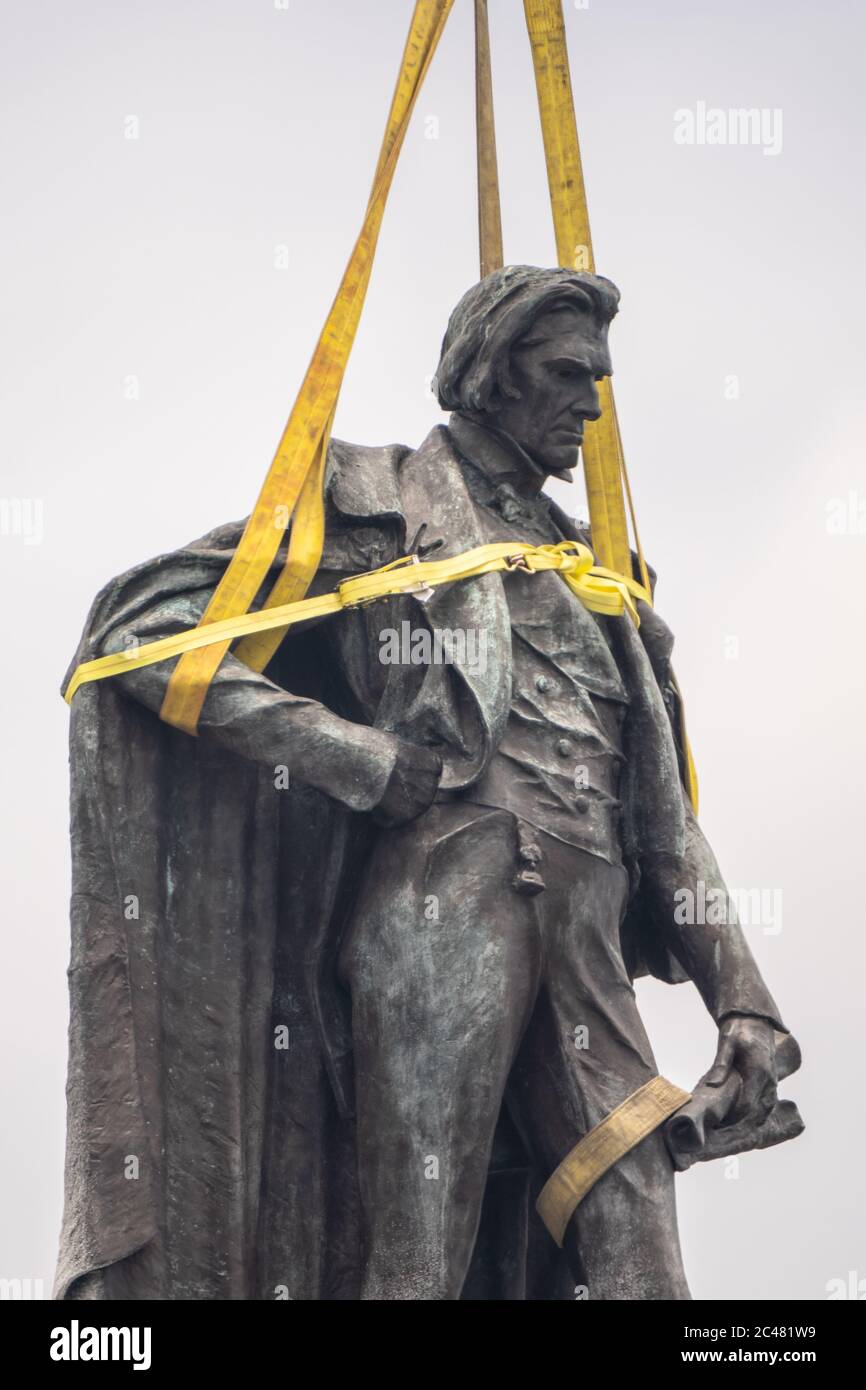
[{"x1": 448, "y1": 411, "x2": 549, "y2": 498}]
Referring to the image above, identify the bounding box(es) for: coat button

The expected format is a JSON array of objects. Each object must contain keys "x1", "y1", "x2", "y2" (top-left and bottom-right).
[
  {"x1": 535, "y1": 675, "x2": 551, "y2": 693},
  {"x1": 556, "y1": 738, "x2": 571, "y2": 757},
  {"x1": 574, "y1": 796, "x2": 589, "y2": 814}
]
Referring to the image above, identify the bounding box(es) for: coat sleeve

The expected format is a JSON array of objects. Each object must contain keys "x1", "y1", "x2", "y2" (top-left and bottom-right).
[
  {"x1": 638, "y1": 801, "x2": 788, "y2": 1033},
  {"x1": 618, "y1": 571, "x2": 787, "y2": 1031},
  {"x1": 98, "y1": 585, "x2": 400, "y2": 814}
]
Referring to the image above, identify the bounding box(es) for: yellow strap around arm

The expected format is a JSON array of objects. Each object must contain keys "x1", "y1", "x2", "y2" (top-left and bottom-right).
[
  {"x1": 63, "y1": 541, "x2": 649, "y2": 705},
  {"x1": 158, "y1": 0, "x2": 455, "y2": 735},
  {"x1": 536, "y1": 1075, "x2": 691, "y2": 1246}
]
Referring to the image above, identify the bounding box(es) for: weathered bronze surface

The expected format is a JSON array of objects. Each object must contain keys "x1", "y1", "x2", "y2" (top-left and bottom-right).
[{"x1": 56, "y1": 266, "x2": 800, "y2": 1301}]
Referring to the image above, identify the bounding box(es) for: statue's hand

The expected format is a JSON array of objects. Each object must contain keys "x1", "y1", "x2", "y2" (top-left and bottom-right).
[
  {"x1": 372, "y1": 741, "x2": 443, "y2": 828},
  {"x1": 700, "y1": 1014, "x2": 778, "y2": 1128}
]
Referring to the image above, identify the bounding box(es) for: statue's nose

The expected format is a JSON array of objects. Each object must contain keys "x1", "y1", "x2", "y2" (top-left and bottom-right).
[{"x1": 571, "y1": 399, "x2": 601, "y2": 422}]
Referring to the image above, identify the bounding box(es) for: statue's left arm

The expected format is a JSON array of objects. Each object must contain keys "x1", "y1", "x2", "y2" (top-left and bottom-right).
[{"x1": 640, "y1": 802, "x2": 787, "y2": 1127}]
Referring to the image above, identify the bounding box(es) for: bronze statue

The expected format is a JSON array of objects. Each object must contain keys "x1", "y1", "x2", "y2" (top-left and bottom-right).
[{"x1": 56, "y1": 265, "x2": 801, "y2": 1301}]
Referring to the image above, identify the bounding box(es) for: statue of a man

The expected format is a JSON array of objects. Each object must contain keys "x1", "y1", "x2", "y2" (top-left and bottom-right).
[{"x1": 57, "y1": 265, "x2": 796, "y2": 1302}]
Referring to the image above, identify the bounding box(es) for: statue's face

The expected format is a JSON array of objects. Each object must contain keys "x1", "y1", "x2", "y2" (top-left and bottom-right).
[{"x1": 491, "y1": 304, "x2": 612, "y2": 476}]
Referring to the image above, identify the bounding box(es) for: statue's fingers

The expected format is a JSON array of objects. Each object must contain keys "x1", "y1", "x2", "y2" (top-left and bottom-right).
[
  {"x1": 758, "y1": 1077, "x2": 778, "y2": 1120},
  {"x1": 730, "y1": 1060, "x2": 774, "y2": 1124}
]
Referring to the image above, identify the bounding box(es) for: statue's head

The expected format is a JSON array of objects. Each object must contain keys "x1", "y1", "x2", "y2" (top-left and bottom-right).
[{"x1": 435, "y1": 264, "x2": 619, "y2": 478}]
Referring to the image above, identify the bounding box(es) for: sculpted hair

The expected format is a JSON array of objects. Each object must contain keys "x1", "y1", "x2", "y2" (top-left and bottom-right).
[{"x1": 435, "y1": 264, "x2": 620, "y2": 414}]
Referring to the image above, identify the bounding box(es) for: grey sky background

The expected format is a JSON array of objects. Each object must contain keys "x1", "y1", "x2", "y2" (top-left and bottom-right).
[{"x1": 1, "y1": 0, "x2": 864, "y2": 1299}]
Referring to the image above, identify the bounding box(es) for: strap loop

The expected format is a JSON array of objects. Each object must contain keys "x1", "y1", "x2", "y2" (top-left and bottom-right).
[{"x1": 63, "y1": 540, "x2": 649, "y2": 705}]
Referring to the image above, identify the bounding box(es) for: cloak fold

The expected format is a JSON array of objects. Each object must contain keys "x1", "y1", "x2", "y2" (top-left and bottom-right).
[{"x1": 56, "y1": 484, "x2": 379, "y2": 1300}]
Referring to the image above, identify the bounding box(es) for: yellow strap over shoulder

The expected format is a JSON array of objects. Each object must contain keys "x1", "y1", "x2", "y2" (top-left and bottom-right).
[
  {"x1": 158, "y1": 0, "x2": 456, "y2": 735},
  {"x1": 63, "y1": 541, "x2": 650, "y2": 705},
  {"x1": 523, "y1": 0, "x2": 649, "y2": 595},
  {"x1": 522, "y1": 1, "x2": 698, "y2": 810}
]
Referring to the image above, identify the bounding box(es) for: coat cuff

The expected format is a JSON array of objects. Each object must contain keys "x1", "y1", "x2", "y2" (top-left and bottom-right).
[{"x1": 714, "y1": 999, "x2": 788, "y2": 1036}]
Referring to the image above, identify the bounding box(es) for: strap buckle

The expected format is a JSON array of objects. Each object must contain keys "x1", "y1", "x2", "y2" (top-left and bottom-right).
[{"x1": 402, "y1": 553, "x2": 435, "y2": 603}]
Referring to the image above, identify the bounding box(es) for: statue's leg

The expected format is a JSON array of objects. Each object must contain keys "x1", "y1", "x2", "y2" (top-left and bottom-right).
[
  {"x1": 508, "y1": 833, "x2": 692, "y2": 1301},
  {"x1": 339, "y1": 803, "x2": 542, "y2": 1301}
]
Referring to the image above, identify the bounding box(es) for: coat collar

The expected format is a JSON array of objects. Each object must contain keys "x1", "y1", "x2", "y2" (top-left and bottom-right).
[
  {"x1": 447, "y1": 411, "x2": 549, "y2": 493},
  {"x1": 324, "y1": 437, "x2": 409, "y2": 525}
]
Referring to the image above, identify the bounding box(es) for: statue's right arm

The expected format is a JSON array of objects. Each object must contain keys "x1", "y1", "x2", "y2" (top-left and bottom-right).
[{"x1": 99, "y1": 592, "x2": 406, "y2": 814}]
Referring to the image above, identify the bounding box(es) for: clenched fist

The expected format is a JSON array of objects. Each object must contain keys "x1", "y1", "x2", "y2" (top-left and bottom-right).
[
  {"x1": 701, "y1": 1014, "x2": 779, "y2": 1128},
  {"x1": 372, "y1": 742, "x2": 443, "y2": 828}
]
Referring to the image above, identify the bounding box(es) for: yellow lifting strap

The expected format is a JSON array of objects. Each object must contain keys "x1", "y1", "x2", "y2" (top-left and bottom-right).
[
  {"x1": 103, "y1": 0, "x2": 698, "y2": 811},
  {"x1": 474, "y1": 0, "x2": 504, "y2": 279},
  {"x1": 63, "y1": 541, "x2": 650, "y2": 705},
  {"x1": 158, "y1": 0, "x2": 456, "y2": 735},
  {"x1": 523, "y1": 0, "x2": 649, "y2": 595},
  {"x1": 499, "y1": 3, "x2": 696, "y2": 809}
]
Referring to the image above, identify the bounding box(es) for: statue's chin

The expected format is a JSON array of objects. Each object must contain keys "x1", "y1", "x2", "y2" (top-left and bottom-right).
[
  {"x1": 543, "y1": 450, "x2": 580, "y2": 481},
  {"x1": 543, "y1": 442, "x2": 581, "y2": 471}
]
